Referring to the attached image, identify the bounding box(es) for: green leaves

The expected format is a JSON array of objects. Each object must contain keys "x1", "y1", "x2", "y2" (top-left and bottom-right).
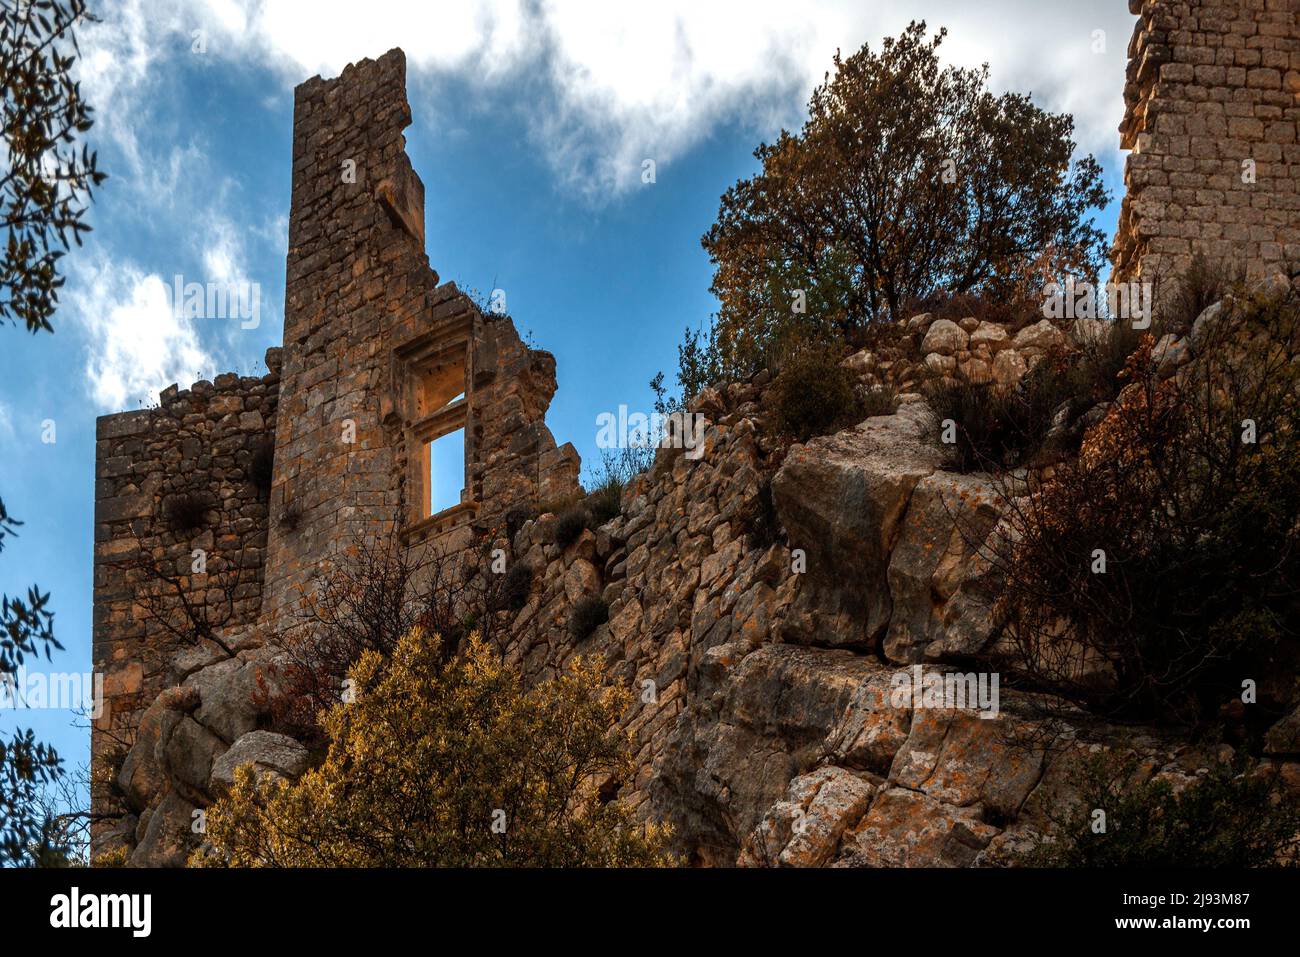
[
  {"x1": 1, "y1": 0, "x2": 106, "y2": 334},
  {"x1": 0, "y1": 729, "x2": 64, "y2": 865}
]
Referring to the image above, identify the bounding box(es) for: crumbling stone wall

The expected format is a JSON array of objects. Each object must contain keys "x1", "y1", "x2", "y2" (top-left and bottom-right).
[
  {"x1": 90, "y1": 49, "x2": 580, "y2": 857},
  {"x1": 91, "y1": 365, "x2": 280, "y2": 811},
  {"x1": 1113, "y1": 0, "x2": 1300, "y2": 283},
  {"x1": 261, "y1": 48, "x2": 578, "y2": 628}
]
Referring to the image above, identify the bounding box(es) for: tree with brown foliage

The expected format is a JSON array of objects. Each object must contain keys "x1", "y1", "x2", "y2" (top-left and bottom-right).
[{"x1": 698, "y1": 21, "x2": 1108, "y2": 379}]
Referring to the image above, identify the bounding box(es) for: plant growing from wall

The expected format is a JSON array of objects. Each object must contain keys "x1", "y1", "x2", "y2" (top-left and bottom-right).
[
  {"x1": 980, "y1": 284, "x2": 1300, "y2": 724},
  {"x1": 568, "y1": 596, "x2": 609, "y2": 643}
]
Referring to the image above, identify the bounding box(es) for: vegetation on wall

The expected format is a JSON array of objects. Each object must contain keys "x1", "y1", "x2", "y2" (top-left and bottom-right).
[
  {"x1": 669, "y1": 19, "x2": 1108, "y2": 397},
  {"x1": 1022, "y1": 752, "x2": 1300, "y2": 867}
]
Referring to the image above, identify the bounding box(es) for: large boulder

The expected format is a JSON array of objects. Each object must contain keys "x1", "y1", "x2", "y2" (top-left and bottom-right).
[
  {"x1": 183, "y1": 653, "x2": 273, "y2": 744},
  {"x1": 841, "y1": 787, "x2": 998, "y2": 867},
  {"x1": 738, "y1": 766, "x2": 877, "y2": 867},
  {"x1": 883, "y1": 471, "x2": 1000, "y2": 664},
  {"x1": 129, "y1": 790, "x2": 198, "y2": 868},
  {"x1": 652, "y1": 644, "x2": 886, "y2": 861},
  {"x1": 772, "y1": 402, "x2": 942, "y2": 648},
  {"x1": 117, "y1": 686, "x2": 197, "y2": 812},
  {"x1": 991, "y1": 349, "x2": 1028, "y2": 386},
  {"x1": 1189, "y1": 300, "x2": 1226, "y2": 352},
  {"x1": 888, "y1": 703, "x2": 1044, "y2": 819},
  {"x1": 209, "y1": 730, "x2": 312, "y2": 796},
  {"x1": 1012, "y1": 319, "x2": 1067, "y2": 355},
  {"x1": 162, "y1": 716, "x2": 226, "y2": 795},
  {"x1": 969, "y1": 321, "x2": 1009, "y2": 352}
]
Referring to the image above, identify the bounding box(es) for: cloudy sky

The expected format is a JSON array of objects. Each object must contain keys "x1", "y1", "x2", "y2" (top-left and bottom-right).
[{"x1": 0, "y1": 0, "x2": 1136, "y2": 770}]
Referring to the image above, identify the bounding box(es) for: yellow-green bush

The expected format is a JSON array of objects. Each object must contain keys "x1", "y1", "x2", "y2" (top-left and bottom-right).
[{"x1": 198, "y1": 629, "x2": 671, "y2": 867}]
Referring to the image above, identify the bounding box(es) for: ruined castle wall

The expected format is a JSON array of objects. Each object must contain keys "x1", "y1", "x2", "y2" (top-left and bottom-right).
[
  {"x1": 91, "y1": 49, "x2": 580, "y2": 857},
  {"x1": 89, "y1": 15, "x2": 1300, "y2": 864},
  {"x1": 261, "y1": 48, "x2": 579, "y2": 626},
  {"x1": 1113, "y1": 0, "x2": 1300, "y2": 283},
  {"x1": 260, "y1": 49, "x2": 432, "y2": 625},
  {"x1": 91, "y1": 367, "x2": 279, "y2": 801}
]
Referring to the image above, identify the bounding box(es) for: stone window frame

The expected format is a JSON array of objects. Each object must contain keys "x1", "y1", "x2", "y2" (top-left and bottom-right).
[{"x1": 394, "y1": 317, "x2": 477, "y2": 541}]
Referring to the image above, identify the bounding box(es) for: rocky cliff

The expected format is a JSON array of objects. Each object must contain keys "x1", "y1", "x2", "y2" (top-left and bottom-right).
[{"x1": 101, "y1": 273, "x2": 1300, "y2": 866}]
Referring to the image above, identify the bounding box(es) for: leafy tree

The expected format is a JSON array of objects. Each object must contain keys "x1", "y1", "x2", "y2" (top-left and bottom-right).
[
  {"x1": 199, "y1": 628, "x2": 672, "y2": 867},
  {"x1": 0, "y1": 0, "x2": 102, "y2": 865},
  {"x1": 1, "y1": 0, "x2": 105, "y2": 334},
  {"x1": 698, "y1": 21, "x2": 1108, "y2": 377},
  {"x1": 0, "y1": 502, "x2": 64, "y2": 865}
]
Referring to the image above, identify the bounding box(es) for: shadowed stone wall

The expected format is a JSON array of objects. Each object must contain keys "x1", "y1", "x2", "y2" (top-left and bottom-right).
[{"x1": 1113, "y1": 0, "x2": 1300, "y2": 283}]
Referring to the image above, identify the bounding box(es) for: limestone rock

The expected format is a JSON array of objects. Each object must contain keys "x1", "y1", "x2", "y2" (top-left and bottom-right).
[
  {"x1": 209, "y1": 730, "x2": 312, "y2": 795},
  {"x1": 772, "y1": 402, "x2": 941, "y2": 647},
  {"x1": 739, "y1": 766, "x2": 876, "y2": 867},
  {"x1": 162, "y1": 716, "x2": 226, "y2": 795},
  {"x1": 842, "y1": 787, "x2": 998, "y2": 867},
  {"x1": 184, "y1": 655, "x2": 269, "y2": 744},
  {"x1": 883, "y1": 471, "x2": 1000, "y2": 664},
  {"x1": 1012, "y1": 319, "x2": 1066, "y2": 355},
  {"x1": 991, "y1": 349, "x2": 1028, "y2": 387},
  {"x1": 921, "y1": 319, "x2": 969, "y2": 356},
  {"x1": 129, "y1": 790, "x2": 198, "y2": 868},
  {"x1": 969, "y1": 321, "x2": 1008, "y2": 351}
]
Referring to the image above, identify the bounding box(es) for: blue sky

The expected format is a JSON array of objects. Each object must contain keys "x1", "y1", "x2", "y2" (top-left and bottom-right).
[{"x1": 0, "y1": 0, "x2": 1133, "y2": 783}]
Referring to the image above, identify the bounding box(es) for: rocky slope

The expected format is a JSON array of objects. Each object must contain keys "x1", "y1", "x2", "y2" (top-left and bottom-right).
[{"x1": 107, "y1": 280, "x2": 1300, "y2": 867}]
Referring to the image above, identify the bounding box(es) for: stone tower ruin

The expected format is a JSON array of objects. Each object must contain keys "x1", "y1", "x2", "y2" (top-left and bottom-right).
[
  {"x1": 1113, "y1": 0, "x2": 1300, "y2": 283},
  {"x1": 91, "y1": 49, "x2": 581, "y2": 848}
]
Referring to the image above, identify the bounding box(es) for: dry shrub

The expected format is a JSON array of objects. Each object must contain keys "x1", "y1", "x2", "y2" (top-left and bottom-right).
[
  {"x1": 765, "y1": 344, "x2": 861, "y2": 441},
  {"x1": 257, "y1": 533, "x2": 518, "y2": 744},
  {"x1": 984, "y1": 286, "x2": 1300, "y2": 723},
  {"x1": 924, "y1": 360, "x2": 1070, "y2": 472}
]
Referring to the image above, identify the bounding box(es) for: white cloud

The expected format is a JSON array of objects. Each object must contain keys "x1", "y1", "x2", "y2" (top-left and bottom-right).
[
  {"x1": 78, "y1": 0, "x2": 1136, "y2": 201},
  {"x1": 66, "y1": 256, "x2": 216, "y2": 411},
  {"x1": 76, "y1": 0, "x2": 171, "y2": 176},
  {"x1": 0, "y1": 401, "x2": 14, "y2": 443}
]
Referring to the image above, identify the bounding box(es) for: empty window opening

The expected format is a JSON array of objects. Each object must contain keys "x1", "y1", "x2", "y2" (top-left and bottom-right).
[
  {"x1": 425, "y1": 428, "x2": 466, "y2": 517},
  {"x1": 399, "y1": 332, "x2": 473, "y2": 528}
]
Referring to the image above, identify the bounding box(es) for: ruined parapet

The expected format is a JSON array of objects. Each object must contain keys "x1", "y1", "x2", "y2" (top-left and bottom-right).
[
  {"x1": 262, "y1": 47, "x2": 579, "y2": 625},
  {"x1": 1113, "y1": 0, "x2": 1300, "y2": 283}
]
